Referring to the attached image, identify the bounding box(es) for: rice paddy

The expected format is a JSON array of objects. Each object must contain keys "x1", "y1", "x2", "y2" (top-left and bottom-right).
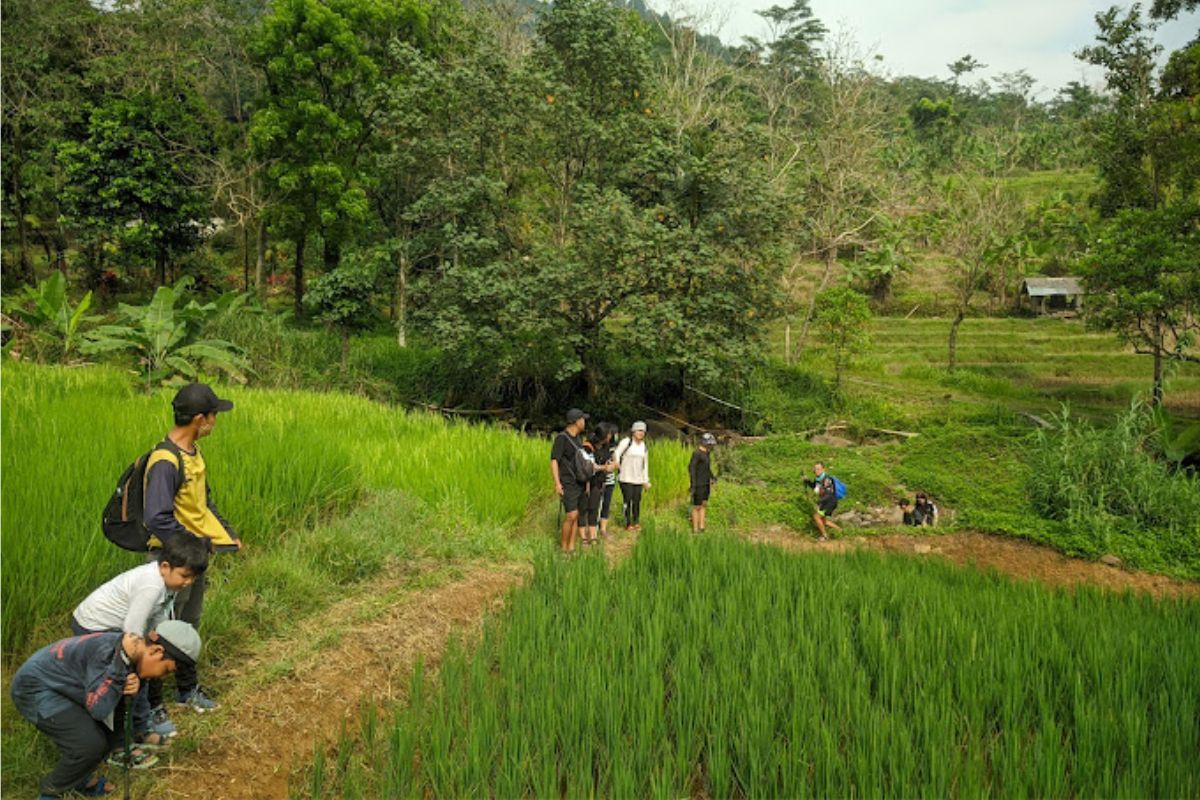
[{"x1": 310, "y1": 530, "x2": 1200, "y2": 798}]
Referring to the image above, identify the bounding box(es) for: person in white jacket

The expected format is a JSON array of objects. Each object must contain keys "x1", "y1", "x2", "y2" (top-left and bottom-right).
[{"x1": 614, "y1": 421, "x2": 651, "y2": 530}]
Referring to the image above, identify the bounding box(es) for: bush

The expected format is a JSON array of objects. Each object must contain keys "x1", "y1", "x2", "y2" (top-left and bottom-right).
[{"x1": 1027, "y1": 402, "x2": 1200, "y2": 577}]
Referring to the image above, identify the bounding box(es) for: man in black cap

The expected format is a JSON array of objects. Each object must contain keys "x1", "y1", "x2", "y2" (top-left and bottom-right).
[
  {"x1": 142, "y1": 383, "x2": 240, "y2": 730},
  {"x1": 550, "y1": 408, "x2": 590, "y2": 554}
]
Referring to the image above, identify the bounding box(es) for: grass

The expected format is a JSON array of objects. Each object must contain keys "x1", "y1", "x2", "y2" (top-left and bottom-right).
[{"x1": 300, "y1": 529, "x2": 1200, "y2": 798}]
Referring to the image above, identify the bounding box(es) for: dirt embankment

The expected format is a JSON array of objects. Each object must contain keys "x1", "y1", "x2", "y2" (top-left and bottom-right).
[
  {"x1": 743, "y1": 527, "x2": 1200, "y2": 600},
  {"x1": 149, "y1": 562, "x2": 529, "y2": 800}
]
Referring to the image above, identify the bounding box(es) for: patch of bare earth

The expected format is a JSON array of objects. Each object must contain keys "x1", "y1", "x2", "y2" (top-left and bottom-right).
[
  {"x1": 149, "y1": 562, "x2": 529, "y2": 800},
  {"x1": 743, "y1": 527, "x2": 1200, "y2": 600}
]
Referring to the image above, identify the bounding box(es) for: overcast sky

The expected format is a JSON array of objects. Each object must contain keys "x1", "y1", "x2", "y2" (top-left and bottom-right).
[{"x1": 662, "y1": 1, "x2": 1199, "y2": 96}]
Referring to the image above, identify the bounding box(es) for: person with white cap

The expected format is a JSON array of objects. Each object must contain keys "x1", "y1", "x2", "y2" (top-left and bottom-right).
[
  {"x1": 10, "y1": 621, "x2": 201, "y2": 798},
  {"x1": 689, "y1": 433, "x2": 718, "y2": 533},
  {"x1": 614, "y1": 421, "x2": 651, "y2": 530}
]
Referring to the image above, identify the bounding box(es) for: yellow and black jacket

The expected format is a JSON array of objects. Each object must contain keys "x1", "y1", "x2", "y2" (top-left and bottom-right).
[{"x1": 144, "y1": 440, "x2": 239, "y2": 551}]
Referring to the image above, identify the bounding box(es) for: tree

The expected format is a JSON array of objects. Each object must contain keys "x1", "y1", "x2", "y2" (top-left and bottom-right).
[
  {"x1": 1082, "y1": 202, "x2": 1200, "y2": 405},
  {"x1": 250, "y1": 0, "x2": 436, "y2": 317},
  {"x1": 936, "y1": 177, "x2": 1022, "y2": 370},
  {"x1": 811, "y1": 286, "x2": 871, "y2": 392},
  {"x1": 57, "y1": 91, "x2": 215, "y2": 286},
  {"x1": 305, "y1": 256, "x2": 379, "y2": 370}
]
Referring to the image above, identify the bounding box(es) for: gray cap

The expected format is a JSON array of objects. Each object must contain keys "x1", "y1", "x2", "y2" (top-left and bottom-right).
[
  {"x1": 155, "y1": 620, "x2": 201, "y2": 667},
  {"x1": 700, "y1": 432, "x2": 717, "y2": 446},
  {"x1": 631, "y1": 421, "x2": 647, "y2": 433}
]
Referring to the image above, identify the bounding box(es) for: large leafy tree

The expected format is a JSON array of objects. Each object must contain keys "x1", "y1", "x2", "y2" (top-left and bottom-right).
[
  {"x1": 58, "y1": 91, "x2": 215, "y2": 287},
  {"x1": 1083, "y1": 203, "x2": 1200, "y2": 404},
  {"x1": 250, "y1": 0, "x2": 435, "y2": 317}
]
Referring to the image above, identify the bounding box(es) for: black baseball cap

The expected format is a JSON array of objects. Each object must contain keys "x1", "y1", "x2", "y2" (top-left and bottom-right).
[
  {"x1": 565, "y1": 408, "x2": 589, "y2": 423},
  {"x1": 173, "y1": 383, "x2": 234, "y2": 419}
]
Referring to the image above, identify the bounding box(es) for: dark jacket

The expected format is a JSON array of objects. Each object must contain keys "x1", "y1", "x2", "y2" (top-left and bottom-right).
[{"x1": 10, "y1": 632, "x2": 132, "y2": 729}]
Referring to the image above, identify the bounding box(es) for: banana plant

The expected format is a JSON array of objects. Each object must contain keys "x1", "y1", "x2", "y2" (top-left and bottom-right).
[
  {"x1": 83, "y1": 277, "x2": 249, "y2": 389},
  {"x1": 7, "y1": 271, "x2": 100, "y2": 363}
]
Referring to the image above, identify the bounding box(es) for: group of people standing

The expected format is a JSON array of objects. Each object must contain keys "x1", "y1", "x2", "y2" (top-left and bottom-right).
[
  {"x1": 11, "y1": 383, "x2": 240, "y2": 799},
  {"x1": 550, "y1": 409, "x2": 719, "y2": 553}
]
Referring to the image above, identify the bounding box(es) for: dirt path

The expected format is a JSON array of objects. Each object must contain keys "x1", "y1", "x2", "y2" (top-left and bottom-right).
[
  {"x1": 149, "y1": 562, "x2": 529, "y2": 800},
  {"x1": 743, "y1": 527, "x2": 1200, "y2": 599}
]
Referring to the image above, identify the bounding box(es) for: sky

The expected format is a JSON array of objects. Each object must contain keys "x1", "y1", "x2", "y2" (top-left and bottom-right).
[{"x1": 661, "y1": 0, "x2": 1199, "y2": 95}]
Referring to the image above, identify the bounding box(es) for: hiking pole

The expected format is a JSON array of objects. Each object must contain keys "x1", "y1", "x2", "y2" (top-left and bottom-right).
[{"x1": 123, "y1": 693, "x2": 133, "y2": 800}]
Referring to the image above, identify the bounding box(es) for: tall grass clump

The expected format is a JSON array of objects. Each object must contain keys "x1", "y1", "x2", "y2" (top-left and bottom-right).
[
  {"x1": 0, "y1": 362, "x2": 560, "y2": 660},
  {"x1": 1028, "y1": 402, "x2": 1200, "y2": 577},
  {"x1": 331, "y1": 531, "x2": 1200, "y2": 798}
]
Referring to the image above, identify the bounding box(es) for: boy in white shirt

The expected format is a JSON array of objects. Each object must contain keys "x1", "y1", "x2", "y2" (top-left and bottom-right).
[{"x1": 71, "y1": 534, "x2": 209, "y2": 744}]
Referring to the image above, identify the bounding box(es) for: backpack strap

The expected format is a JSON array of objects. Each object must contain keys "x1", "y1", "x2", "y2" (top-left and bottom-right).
[
  {"x1": 614, "y1": 437, "x2": 631, "y2": 464},
  {"x1": 153, "y1": 439, "x2": 187, "y2": 491}
]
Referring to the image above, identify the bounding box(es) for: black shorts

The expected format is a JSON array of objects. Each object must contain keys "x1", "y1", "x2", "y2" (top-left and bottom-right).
[
  {"x1": 691, "y1": 485, "x2": 711, "y2": 506},
  {"x1": 817, "y1": 495, "x2": 838, "y2": 517},
  {"x1": 561, "y1": 481, "x2": 587, "y2": 514}
]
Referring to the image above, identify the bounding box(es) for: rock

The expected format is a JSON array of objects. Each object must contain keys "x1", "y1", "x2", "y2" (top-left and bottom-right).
[
  {"x1": 1100, "y1": 554, "x2": 1123, "y2": 568},
  {"x1": 913, "y1": 543, "x2": 932, "y2": 554},
  {"x1": 810, "y1": 434, "x2": 854, "y2": 447}
]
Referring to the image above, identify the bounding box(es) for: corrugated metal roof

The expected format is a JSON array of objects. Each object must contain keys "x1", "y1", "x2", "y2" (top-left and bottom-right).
[{"x1": 1022, "y1": 277, "x2": 1084, "y2": 297}]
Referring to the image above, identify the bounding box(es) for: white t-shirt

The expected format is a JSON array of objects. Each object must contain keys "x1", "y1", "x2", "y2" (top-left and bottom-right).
[
  {"x1": 615, "y1": 438, "x2": 650, "y2": 484},
  {"x1": 72, "y1": 562, "x2": 174, "y2": 634}
]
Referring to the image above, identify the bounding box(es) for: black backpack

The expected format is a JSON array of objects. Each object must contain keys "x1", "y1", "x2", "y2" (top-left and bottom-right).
[
  {"x1": 558, "y1": 432, "x2": 596, "y2": 482},
  {"x1": 101, "y1": 441, "x2": 185, "y2": 551}
]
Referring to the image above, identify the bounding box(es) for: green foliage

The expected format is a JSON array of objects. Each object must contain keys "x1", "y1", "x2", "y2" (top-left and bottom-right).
[
  {"x1": 812, "y1": 286, "x2": 872, "y2": 392},
  {"x1": 6, "y1": 271, "x2": 98, "y2": 363},
  {"x1": 1028, "y1": 403, "x2": 1200, "y2": 574},
  {"x1": 57, "y1": 90, "x2": 214, "y2": 283},
  {"x1": 356, "y1": 532, "x2": 1200, "y2": 797},
  {"x1": 1081, "y1": 202, "x2": 1200, "y2": 403},
  {"x1": 81, "y1": 277, "x2": 250, "y2": 388},
  {"x1": 0, "y1": 362, "x2": 557, "y2": 661},
  {"x1": 305, "y1": 258, "x2": 379, "y2": 368}
]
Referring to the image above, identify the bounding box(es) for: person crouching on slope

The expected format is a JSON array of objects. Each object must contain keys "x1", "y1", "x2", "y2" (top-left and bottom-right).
[{"x1": 10, "y1": 621, "x2": 201, "y2": 799}]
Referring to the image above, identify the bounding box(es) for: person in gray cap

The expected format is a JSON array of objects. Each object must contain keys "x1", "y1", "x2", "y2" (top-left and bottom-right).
[
  {"x1": 689, "y1": 433, "x2": 718, "y2": 533},
  {"x1": 550, "y1": 408, "x2": 590, "y2": 553},
  {"x1": 142, "y1": 382, "x2": 240, "y2": 731},
  {"x1": 10, "y1": 621, "x2": 201, "y2": 798}
]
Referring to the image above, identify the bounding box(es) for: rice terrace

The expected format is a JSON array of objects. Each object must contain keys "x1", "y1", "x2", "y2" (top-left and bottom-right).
[{"x1": 2, "y1": 0, "x2": 1199, "y2": 798}]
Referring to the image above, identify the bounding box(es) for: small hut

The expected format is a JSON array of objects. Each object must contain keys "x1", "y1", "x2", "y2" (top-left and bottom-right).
[{"x1": 1020, "y1": 277, "x2": 1085, "y2": 315}]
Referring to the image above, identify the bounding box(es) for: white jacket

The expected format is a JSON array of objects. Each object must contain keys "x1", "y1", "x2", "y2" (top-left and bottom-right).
[{"x1": 614, "y1": 437, "x2": 650, "y2": 484}]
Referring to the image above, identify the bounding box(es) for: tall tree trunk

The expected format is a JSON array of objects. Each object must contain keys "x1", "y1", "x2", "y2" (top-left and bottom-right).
[
  {"x1": 395, "y1": 250, "x2": 408, "y2": 348},
  {"x1": 323, "y1": 238, "x2": 339, "y2": 272},
  {"x1": 242, "y1": 224, "x2": 251, "y2": 291},
  {"x1": 785, "y1": 319, "x2": 792, "y2": 365},
  {"x1": 254, "y1": 217, "x2": 266, "y2": 297},
  {"x1": 948, "y1": 306, "x2": 965, "y2": 370},
  {"x1": 1152, "y1": 319, "x2": 1164, "y2": 406},
  {"x1": 293, "y1": 235, "x2": 306, "y2": 319},
  {"x1": 794, "y1": 247, "x2": 837, "y2": 357},
  {"x1": 155, "y1": 249, "x2": 167, "y2": 287}
]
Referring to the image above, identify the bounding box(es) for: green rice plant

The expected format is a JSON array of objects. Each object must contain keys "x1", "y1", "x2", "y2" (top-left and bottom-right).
[
  {"x1": 370, "y1": 531, "x2": 1200, "y2": 798},
  {"x1": 0, "y1": 362, "x2": 565, "y2": 660}
]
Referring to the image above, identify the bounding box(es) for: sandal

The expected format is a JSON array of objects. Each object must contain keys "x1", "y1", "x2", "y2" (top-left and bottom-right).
[
  {"x1": 76, "y1": 774, "x2": 116, "y2": 796},
  {"x1": 108, "y1": 746, "x2": 159, "y2": 770},
  {"x1": 136, "y1": 730, "x2": 172, "y2": 749}
]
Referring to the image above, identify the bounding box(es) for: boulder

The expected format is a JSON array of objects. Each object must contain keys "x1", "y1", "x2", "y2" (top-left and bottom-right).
[{"x1": 1099, "y1": 554, "x2": 1123, "y2": 568}]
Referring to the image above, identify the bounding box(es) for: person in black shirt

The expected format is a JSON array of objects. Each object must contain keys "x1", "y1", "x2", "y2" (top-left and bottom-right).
[
  {"x1": 581, "y1": 427, "x2": 617, "y2": 545},
  {"x1": 689, "y1": 433, "x2": 718, "y2": 533},
  {"x1": 550, "y1": 408, "x2": 589, "y2": 554}
]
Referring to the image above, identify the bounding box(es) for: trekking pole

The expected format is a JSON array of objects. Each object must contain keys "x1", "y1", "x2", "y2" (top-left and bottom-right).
[{"x1": 123, "y1": 694, "x2": 133, "y2": 800}]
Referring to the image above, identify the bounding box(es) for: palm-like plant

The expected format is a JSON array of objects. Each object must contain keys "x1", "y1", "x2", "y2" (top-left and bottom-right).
[
  {"x1": 83, "y1": 277, "x2": 250, "y2": 389},
  {"x1": 7, "y1": 271, "x2": 100, "y2": 363}
]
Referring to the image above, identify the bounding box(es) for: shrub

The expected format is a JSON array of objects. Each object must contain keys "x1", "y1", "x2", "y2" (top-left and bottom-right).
[{"x1": 1028, "y1": 401, "x2": 1200, "y2": 575}]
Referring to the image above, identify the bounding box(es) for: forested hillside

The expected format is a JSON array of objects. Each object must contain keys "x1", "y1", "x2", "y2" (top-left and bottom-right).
[{"x1": 2, "y1": 0, "x2": 1197, "y2": 417}]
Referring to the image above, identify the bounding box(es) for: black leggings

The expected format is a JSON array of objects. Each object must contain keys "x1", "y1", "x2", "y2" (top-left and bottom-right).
[
  {"x1": 583, "y1": 482, "x2": 604, "y2": 527},
  {"x1": 599, "y1": 483, "x2": 615, "y2": 521},
  {"x1": 620, "y1": 482, "x2": 644, "y2": 526}
]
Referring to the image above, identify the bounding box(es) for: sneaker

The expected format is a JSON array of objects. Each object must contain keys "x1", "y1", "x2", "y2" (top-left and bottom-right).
[
  {"x1": 108, "y1": 747, "x2": 159, "y2": 770},
  {"x1": 176, "y1": 687, "x2": 219, "y2": 712},
  {"x1": 149, "y1": 705, "x2": 177, "y2": 738}
]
